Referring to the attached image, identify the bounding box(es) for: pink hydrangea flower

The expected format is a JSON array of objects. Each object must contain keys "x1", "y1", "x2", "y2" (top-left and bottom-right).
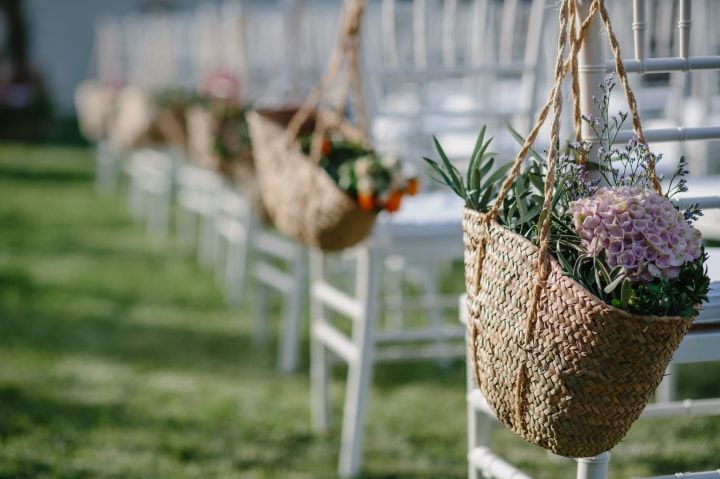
[{"x1": 569, "y1": 187, "x2": 703, "y2": 282}]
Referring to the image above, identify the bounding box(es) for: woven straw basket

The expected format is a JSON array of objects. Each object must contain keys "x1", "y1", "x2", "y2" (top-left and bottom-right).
[
  {"x1": 247, "y1": 109, "x2": 375, "y2": 251},
  {"x1": 464, "y1": 210, "x2": 693, "y2": 457},
  {"x1": 247, "y1": 0, "x2": 376, "y2": 251},
  {"x1": 464, "y1": 0, "x2": 698, "y2": 457},
  {"x1": 108, "y1": 86, "x2": 188, "y2": 151}
]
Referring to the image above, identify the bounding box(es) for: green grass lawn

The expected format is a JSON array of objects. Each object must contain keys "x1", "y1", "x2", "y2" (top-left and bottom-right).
[{"x1": 0, "y1": 142, "x2": 718, "y2": 478}]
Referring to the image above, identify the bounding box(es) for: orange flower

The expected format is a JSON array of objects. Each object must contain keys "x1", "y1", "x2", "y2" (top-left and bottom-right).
[
  {"x1": 384, "y1": 190, "x2": 403, "y2": 213},
  {"x1": 358, "y1": 193, "x2": 375, "y2": 212},
  {"x1": 406, "y1": 177, "x2": 419, "y2": 196},
  {"x1": 321, "y1": 139, "x2": 332, "y2": 156}
]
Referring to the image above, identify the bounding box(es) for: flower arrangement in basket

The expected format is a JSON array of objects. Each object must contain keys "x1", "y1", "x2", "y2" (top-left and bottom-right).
[
  {"x1": 426, "y1": 0, "x2": 710, "y2": 457},
  {"x1": 298, "y1": 135, "x2": 419, "y2": 213},
  {"x1": 247, "y1": 0, "x2": 417, "y2": 250}
]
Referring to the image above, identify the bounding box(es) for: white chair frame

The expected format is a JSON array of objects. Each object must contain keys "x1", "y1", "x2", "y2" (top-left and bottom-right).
[{"x1": 124, "y1": 149, "x2": 174, "y2": 240}]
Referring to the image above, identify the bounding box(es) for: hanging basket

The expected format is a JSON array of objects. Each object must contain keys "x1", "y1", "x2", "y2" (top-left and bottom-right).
[
  {"x1": 248, "y1": 108, "x2": 375, "y2": 251},
  {"x1": 248, "y1": 0, "x2": 376, "y2": 251},
  {"x1": 74, "y1": 80, "x2": 118, "y2": 141},
  {"x1": 154, "y1": 103, "x2": 189, "y2": 151},
  {"x1": 108, "y1": 86, "x2": 189, "y2": 151},
  {"x1": 187, "y1": 105, "x2": 268, "y2": 220},
  {"x1": 108, "y1": 86, "x2": 162, "y2": 151},
  {"x1": 465, "y1": 0, "x2": 698, "y2": 457}
]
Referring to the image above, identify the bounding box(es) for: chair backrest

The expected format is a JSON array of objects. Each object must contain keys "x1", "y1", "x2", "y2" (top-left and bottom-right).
[
  {"x1": 239, "y1": 2, "x2": 294, "y2": 104},
  {"x1": 579, "y1": 0, "x2": 720, "y2": 145},
  {"x1": 577, "y1": 0, "x2": 720, "y2": 241},
  {"x1": 361, "y1": 0, "x2": 553, "y2": 174},
  {"x1": 121, "y1": 13, "x2": 181, "y2": 90}
]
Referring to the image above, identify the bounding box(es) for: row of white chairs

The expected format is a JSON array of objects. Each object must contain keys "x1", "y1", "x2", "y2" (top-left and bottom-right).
[{"x1": 91, "y1": 1, "x2": 720, "y2": 478}]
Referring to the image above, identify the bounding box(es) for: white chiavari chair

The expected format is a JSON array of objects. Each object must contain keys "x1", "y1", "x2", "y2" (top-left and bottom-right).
[{"x1": 308, "y1": 1, "x2": 553, "y2": 477}]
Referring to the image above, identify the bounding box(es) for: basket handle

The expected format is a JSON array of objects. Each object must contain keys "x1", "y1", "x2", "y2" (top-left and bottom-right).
[
  {"x1": 487, "y1": 0, "x2": 660, "y2": 232},
  {"x1": 282, "y1": 0, "x2": 369, "y2": 163}
]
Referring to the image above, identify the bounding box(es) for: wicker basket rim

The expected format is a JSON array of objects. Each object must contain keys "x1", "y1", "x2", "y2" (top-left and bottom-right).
[
  {"x1": 248, "y1": 110, "x2": 378, "y2": 213},
  {"x1": 464, "y1": 207, "x2": 695, "y2": 324}
]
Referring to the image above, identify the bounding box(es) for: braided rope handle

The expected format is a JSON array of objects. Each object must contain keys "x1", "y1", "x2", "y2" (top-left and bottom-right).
[{"x1": 283, "y1": 0, "x2": 369, "y2": 163}]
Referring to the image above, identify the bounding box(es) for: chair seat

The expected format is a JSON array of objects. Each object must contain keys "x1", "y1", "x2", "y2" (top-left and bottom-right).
[{"x1": 373, "y1": 191, "x2": 463, "y2": 239}]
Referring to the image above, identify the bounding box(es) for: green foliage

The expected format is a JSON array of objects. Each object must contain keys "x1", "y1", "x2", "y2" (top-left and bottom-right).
[
  {"x1": 615, "y1": 249, "x2": 711, "y2": 317},
  {"x1": 211, "y1": 104, "x2": 251, "y2": 164},
  {"x1": 424, "y1": 120, "x2": 710, "y2": 318},
  {"x1": 299, "y1": 135, "x2": 372, "y2": 183},
  {"x1": 423, "y1": 127, "x2": 511, "y2": 212}
]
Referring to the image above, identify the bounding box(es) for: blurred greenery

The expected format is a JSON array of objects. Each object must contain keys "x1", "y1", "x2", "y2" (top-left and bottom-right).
[{"x1": 0, "y1": 142, "x2": 718, "y2": 478}]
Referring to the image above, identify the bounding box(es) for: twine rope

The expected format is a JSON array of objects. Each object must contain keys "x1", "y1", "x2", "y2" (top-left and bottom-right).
[{"x1": 282, "y1": 0, "x2": 368, "y2": 162}]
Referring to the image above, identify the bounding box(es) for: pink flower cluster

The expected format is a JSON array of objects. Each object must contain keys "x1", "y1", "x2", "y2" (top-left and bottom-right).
[{"x1": 569, "y1": 187, "x2": 703, "y2": 282}]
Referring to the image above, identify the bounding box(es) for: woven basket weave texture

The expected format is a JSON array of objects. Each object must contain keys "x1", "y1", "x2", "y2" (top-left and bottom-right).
[
  {"x1": 463, "y1": 208, "x2": 694, "y2": 457},
  {"x1": 247, "y1": 110, "x2": 375, "y2": 251}
]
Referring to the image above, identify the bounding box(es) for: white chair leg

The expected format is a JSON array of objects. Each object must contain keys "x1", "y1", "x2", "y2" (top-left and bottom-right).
[
  {"x1": 575, "y1": 452, "x2": 611, "y2": 479},
  {"x1": 467, "y1": 353, "x2": 491, "y2": 479},
  {"x1": 176, "y1": 206, "x2": 196, "y2": 252},
  {"x1": 383, "y1": 255, "x2": 406, "y2": 330},
  {"x1": 95, "y1": 144, "x2": 119, "y2": 195},
  {"x1": 224, "y1": 237, "x2": 243, "y2": 307},
  {"x1": 252, "y1": 266, "x2": 270, "y2": 347},
  {"x1": 311, "y1": 250, "x2": 332, "y2": 432},
  {"x1": 278, "y1": 247, "x2": 306, "y2": 373},
  {"x1": 338, "y1": 247, "x2": 380, "y2": 478},
  {"x1": 128, "y1": 178, "x2": 143, "y2": 223},
  {"x1": 197, "y1": 214, "x2": 216, "y2": 267},
  {"x1": 148, "y1": 190, "x2": 170, "y2": 240},
  {"x1": 158, "y1": 187, "x2": 172, "y2": 239},
  {"x1": 214, "y1": 233, "x2": 227, "y2": 286},
  {"x1": 656, "y1": 364, "x2": 677, "y2": 403}
]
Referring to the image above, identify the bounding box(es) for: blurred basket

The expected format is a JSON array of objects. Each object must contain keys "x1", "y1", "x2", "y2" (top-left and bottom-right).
[
  {"x1": 108, "y1": 86, "x2": 189, "y2": 151},
  {"x1": 248, "y1": 108, "x2": 374, "y2": 250},
  {"x1": 247, "y1": 0, "x2": 376, "y2": 251},
  {"x1": 74, "y1": 80, "x2": 117, "y2": 141},
  {"x1": 187, "y1": 105, "x2": 267, "y2": 219}
]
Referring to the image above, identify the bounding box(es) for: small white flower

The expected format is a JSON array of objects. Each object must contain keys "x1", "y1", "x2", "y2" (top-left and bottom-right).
[
  {"x1": 355, "y1": 157, "x2": 373, "y2": 176},
  {"x1": 380, "y1": 154, "x2": 400, "y2": 170}
]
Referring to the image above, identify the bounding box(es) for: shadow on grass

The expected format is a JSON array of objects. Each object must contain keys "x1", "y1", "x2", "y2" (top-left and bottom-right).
[
  {"x1": 0, "y1": 305, "x2": 273, "y2": 377},
  {"x1": 0, "y1": 384, "x2": 141, "y2": 439},
  {"x1": 0, "y1": 164, "x2": 91, "y2": 184}
]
